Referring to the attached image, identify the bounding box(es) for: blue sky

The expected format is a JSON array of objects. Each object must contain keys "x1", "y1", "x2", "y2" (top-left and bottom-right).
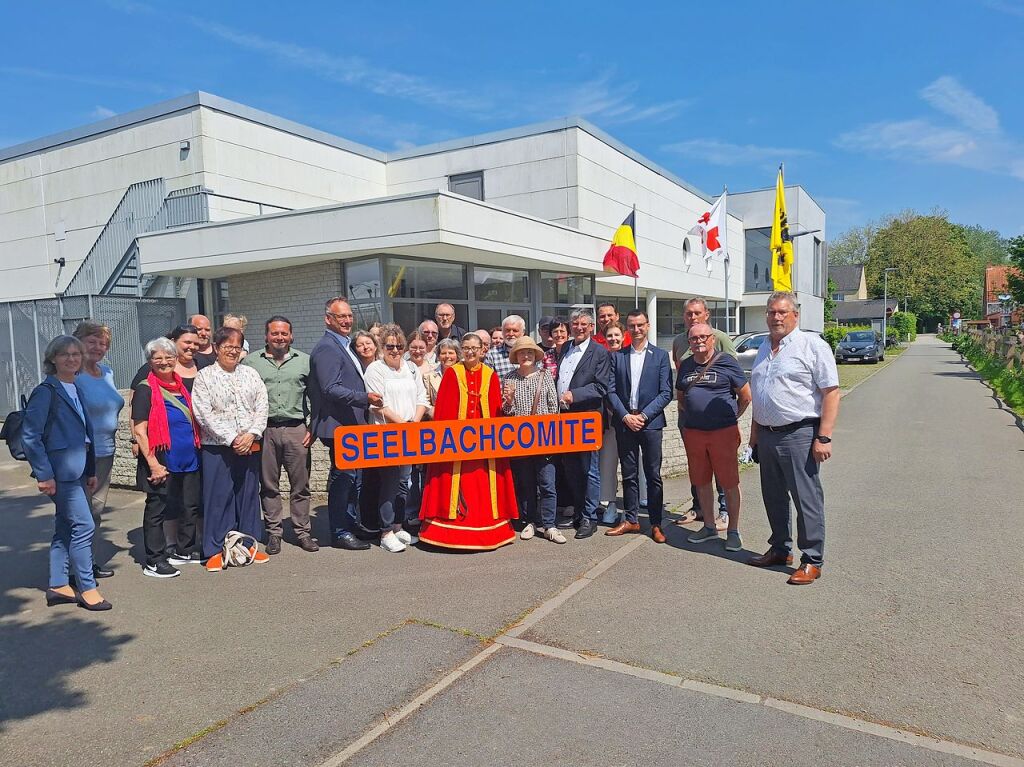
[{"x1": 2, "y1": 0, "x2": 1022, "y2": 238}]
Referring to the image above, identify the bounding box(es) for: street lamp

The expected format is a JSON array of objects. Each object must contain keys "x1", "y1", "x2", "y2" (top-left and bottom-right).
[{"x1": 882, "y1": 267, "x2": 897, "y2": 348}]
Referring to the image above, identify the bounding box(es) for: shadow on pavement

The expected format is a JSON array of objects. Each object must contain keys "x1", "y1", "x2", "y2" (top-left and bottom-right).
[
  {"x1": 0, "y1": 488, "x2": 134, "y2": 731},
  {"x1": 659, "y1": 521, "x2": 797, "y2": 575}
]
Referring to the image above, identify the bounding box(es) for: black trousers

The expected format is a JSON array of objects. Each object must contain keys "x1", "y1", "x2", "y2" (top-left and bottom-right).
[
  {"x1": 140, "y1": 466, "x2": 202, "y2": 565},
  {"x1": 617, "y1": 428, "x2": 664, "y2": 527}
]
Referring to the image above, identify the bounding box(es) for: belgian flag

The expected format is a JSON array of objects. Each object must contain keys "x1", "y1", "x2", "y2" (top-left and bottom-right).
[{"x1": 602, "y1": 211, "x2": 639, "y2": 278}]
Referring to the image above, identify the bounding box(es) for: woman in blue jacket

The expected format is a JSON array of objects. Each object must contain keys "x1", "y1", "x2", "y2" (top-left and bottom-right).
[{"x1": 22, "y1": 335, "x2": 111, "y2": 611}]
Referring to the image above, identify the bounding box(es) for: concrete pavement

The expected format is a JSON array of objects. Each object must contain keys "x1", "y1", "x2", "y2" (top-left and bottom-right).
[{"x1": 1, "y1": 335, "x2": 1021, "y2": 766}]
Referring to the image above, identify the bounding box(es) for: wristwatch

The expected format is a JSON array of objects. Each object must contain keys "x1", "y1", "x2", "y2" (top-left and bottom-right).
[{"x1": 814, "y1": 435, "x2": 832, "y2": 444}]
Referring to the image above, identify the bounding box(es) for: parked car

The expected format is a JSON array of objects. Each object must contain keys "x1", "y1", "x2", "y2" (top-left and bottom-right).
[
  {"x1": 835, "y1": 330, "x2": 884, "y2": 364},
  {"x1": 734, "y1": 332, "x2": 768, "y2": 372}
]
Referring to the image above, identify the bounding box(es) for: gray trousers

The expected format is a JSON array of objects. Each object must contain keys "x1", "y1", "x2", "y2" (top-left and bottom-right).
[
  {"x1": 757, "y1": 424, "x2": 825, "y2": 566},
  {"x1": 260, "y1": 423, "x2": 312, "y2": 538},
  {"x1": 88, "y1": 454, "x2": 115, "y2": 560}
]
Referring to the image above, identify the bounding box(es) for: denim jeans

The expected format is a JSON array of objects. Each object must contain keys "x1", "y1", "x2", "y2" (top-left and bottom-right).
[
  {"x1": 50, "y1": 478, "x2": 96, "y2": 591},
  {"x1": 511, "y1": 455, "x2": 557, "y2": 528}
]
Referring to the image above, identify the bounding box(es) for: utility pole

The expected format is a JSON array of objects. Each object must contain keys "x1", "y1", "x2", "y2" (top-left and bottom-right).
[{"x1": 883, "y1": 267, "x2": 897, "y2": 347}]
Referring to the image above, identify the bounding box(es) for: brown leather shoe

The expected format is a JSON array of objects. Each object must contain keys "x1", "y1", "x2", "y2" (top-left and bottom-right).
[
  {"x1": 298, "y1": 537, "x2": 320, "y2": 553},
  {"x1": 605, "y1": 521, "x2": 641, "y2": 536},
  {"x1": 747, "y1": 549, "x2": 794, "y2": 568},
  {"x1": 651, "y1": 526, "x2": 666, "y2": 544},
  {"x1": 787, "y1": 564, "x2": 821, "y2": 585}
]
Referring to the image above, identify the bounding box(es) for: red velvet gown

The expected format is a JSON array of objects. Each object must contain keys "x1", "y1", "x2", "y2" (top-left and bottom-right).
[{"x1": 419, "y1": 363, "x2": 518, "y2": 550}]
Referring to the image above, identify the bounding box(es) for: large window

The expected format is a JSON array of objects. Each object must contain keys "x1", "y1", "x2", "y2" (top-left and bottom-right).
[
  {"x1": 448, "y1": 171, "x2": 484, "y2": 201},
  {"x1": 385, "y1": 258, "x2": 467, "y2": 301},
  {"x1": 745, "y1": 227, "x2": 773, "y2": 293},
  {"x1": 345, "y1": 258, "x2": 383, "y2": 329},
  {"x1": 813, "y1": 237, "x2": 824, "y2": 297}
]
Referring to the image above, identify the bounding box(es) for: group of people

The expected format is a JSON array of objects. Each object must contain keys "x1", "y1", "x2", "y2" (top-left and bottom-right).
[{"x1": 22, "y1": 291, "x2": 839, "y2": 611}]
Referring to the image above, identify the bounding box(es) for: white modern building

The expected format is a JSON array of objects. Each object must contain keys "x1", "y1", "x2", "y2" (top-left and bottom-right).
[{"x1": 0, "y1": 92, "x2": 827, "y2": 362}]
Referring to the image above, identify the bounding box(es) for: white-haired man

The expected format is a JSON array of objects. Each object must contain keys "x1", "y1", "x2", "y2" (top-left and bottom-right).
[{"x1": 483, "y1": 314, "x2": 528, "y2": 383}]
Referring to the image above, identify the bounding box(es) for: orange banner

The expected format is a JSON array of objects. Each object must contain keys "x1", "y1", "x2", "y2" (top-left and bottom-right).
[{"x1": 333, "y1": 413, "x2": 603, "y2": 470}]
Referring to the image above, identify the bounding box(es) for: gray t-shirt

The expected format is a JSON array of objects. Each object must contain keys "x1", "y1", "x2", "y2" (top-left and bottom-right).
[{"x1": 672, "y1": 327, "x2": 738, "y2": 366}]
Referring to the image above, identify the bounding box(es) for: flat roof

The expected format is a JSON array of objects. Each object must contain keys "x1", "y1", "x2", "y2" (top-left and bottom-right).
[{"x1": 0, "y1": 91, "x2": 714, "y2": 203}]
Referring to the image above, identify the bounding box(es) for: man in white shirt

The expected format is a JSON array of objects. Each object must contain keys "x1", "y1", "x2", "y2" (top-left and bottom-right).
[
  {"x1": 748, "y1": 291, "x2": 840, "y2": 585},
  {"x1": 556, "y1": 308, "x2": 611, "y2": 539}
]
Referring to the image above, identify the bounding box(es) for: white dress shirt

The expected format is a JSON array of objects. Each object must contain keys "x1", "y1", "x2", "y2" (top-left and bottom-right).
[
  {"x1": 628, "y1": 342, "x2": 648, "y2": 411},
  {"x1": 557, "y1": 337, "x2": 590, "y2": 397},
  {"x1": 750, "y1": 328, "x2": 839, "y2": 427}
]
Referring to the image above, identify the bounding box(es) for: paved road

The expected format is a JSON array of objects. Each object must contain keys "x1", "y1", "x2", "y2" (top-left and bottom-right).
[{"x1": 1, "y1": 336, "x2": 1021, "y2": 766}]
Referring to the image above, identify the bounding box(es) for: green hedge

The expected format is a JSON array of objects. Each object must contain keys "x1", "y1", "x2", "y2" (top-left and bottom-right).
[
  {"x1": 952, "y1": 334, "x2": 1024, "y2": 414},
  {"x1": 889, "y1": 311, "x2": 917, "y2": 342}
]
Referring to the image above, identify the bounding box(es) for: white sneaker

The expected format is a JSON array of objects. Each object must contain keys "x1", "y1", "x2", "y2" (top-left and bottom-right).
[
  {"x1": 544, "y1": 527, "x2": 567, "y2": 544},
  {"x1": 380, "y1": 531, "x2": 406, "y2": 553},
  {"x1": 394, "y1": 528, "x2": 417, "y2": 545},
  {"x1": 520, "y1": 523, "x2": 536, "y2": 540}
]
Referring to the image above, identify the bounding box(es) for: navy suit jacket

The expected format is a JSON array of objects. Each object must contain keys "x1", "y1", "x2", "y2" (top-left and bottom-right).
[
  {"x1": 22, "y1": 376, "x2": 97, "y2": 482},
  {"x1": 308, "y1": 331, "x2": 369, "y2": 440},
  {"x1": 557, "y1": 339, "x2": 611, "y2": 414},
  {"x1": 607, "y1": 344, "x2": 673, "y2": 430}
]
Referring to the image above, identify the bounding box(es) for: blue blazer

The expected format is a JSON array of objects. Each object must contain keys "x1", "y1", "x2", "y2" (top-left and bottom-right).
[
  {"x1": 308, "y1": 331, "x2": 370, "y2": 440},
  {"x1": 557, "y1": 339, "x2": 611, "y2": 413},
  {"x1": 607, "y1": 344, "x2": 673, "y2": 430},
  {"x1": 21, "y1": 376, "x2": 97, "y2": 482}
]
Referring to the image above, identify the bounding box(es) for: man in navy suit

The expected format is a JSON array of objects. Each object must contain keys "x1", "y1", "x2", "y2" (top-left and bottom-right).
[
  {"x1": 606, "y1": 309, "x2": 673, "y2": 542},
  {"x1": 556, "y1": 308, "x2": 611, "y2": 540},
  {"x1": 308, "y1": 297, "x2": 383, "y2": 550}
]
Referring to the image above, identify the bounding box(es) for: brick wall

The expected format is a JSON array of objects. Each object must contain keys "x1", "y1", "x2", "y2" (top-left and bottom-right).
[{"x1": 227, "y1": 261, "x2": 344, "y2": 354}]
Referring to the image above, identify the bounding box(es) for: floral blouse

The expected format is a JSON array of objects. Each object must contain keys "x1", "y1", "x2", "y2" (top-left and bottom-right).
[{"x1": 191, "y1": 363, "x2": 269, "y2": 446}]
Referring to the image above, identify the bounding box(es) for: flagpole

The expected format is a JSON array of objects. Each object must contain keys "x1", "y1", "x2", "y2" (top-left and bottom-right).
[
  {"x1": 632, "y1": 204, "x2": 639, "y2": 307},
  {"x1": 722, "y1": 185, "x2": 730, "y2": 335}
]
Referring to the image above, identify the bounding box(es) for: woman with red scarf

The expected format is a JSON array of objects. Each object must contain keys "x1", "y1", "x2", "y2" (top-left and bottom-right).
[
  {"x1": 132, "y1": 337, "x2": 202, "y2": 578},
  {"x1": 419, "y1": 333, "x2": 518, "y2": 550}
]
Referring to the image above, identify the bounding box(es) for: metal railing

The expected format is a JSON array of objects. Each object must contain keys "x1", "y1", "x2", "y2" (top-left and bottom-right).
[{"x1": 0, "y1": 295, "x2": 185, "y2": 415}]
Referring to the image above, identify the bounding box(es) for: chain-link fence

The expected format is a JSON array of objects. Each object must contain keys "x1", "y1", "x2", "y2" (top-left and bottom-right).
[{"x1": 0, "y1": 295, "x2": 185, "y2": 415}]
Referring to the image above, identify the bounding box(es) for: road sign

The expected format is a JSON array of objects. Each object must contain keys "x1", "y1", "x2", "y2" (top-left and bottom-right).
[{"x1": 953, "y1": 312, "x2": 961, "y2": 319}]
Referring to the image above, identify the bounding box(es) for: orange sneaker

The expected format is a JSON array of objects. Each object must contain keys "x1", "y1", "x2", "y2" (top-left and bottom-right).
[
  {"x1": 205, "y1": 552, "x2": 224, "y2": 572},
  {"x1": 249, "y1": 547, "x2": 270, "y2": 564}
]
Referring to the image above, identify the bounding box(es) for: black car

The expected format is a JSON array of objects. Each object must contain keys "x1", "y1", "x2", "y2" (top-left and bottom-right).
[{"x1": 835, "y1": 330, "x2": 884, "y2": 364}]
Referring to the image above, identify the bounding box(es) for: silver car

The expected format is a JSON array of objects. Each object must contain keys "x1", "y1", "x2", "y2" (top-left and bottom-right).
[{"x1": 734, "y1": 332, "x2": 768, "y2": 373}]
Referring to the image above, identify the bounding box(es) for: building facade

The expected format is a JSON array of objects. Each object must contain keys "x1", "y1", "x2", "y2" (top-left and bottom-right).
[{"x1": 1, "y1": 92, "x2": 828, "y2": 360}]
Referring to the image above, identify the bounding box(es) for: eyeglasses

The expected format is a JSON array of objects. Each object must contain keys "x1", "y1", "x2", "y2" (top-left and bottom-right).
[
  {"x1": 326, "y1": 311, "x2": 354, "y2": 320},
  {"x1": 219, "y1": 345, "x2": 243, "y2": 352},
  {"x1": 384, "y1": 344, "x2": 404, "y2": 351},
  {"x1": 421, "y1": 330, "x2": 438, "y2": 336},
  {"x1": 461, "y1": 345, "x2": 481, "y2": 353},
  {"x1": 435, "y1": 313, "x2": 454, "y2": 319},
  {"x1": 688, "y1": 335, "x2": 712, "y2": 343}
]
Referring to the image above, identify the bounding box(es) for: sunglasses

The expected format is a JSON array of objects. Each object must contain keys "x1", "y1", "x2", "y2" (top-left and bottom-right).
[{"x1": 384, "y1": 344, "x2": 404, "y2": 351}]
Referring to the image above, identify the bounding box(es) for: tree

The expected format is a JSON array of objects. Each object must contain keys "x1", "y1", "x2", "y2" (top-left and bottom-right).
[
  {"x1": 1007, "y1": 235, "x2": 1024, "y2": 306},
  {"x1": 865, "y1": 214, "x2": 979, "y2": 326},
  {"x1": 824, "y1": 277, "x2": 837, "y2": 323},
  {"x1": 956, "y1": 224, "x2": 1008, "y2": 277},
  {"x1": 828, "y1": 225, "x2": 873, "y2": 266}
]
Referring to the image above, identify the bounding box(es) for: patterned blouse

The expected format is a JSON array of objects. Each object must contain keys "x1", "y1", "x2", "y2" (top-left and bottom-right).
[
  {"x1": 501, "y1": 369, "x2": 559, "y2": 416},
  {"x1": 191, "y1": 362, "x2": 269, "y2": 446}
]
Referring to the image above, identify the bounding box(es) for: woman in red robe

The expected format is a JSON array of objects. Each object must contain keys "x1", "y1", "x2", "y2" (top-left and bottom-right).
[{"x1": 419, "y1": 333, "x2": 518, "y2": 550}]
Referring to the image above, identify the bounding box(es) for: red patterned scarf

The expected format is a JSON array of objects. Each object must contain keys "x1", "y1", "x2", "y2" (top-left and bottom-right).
[{"x1": 145, "y1": 371, "x2": 200, "y2": 452}]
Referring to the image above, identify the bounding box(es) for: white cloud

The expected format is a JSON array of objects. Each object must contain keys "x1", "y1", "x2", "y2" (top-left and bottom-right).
[
  {"x1": 0, "y1": 66, "x2": 167, "y2": 94},
  {"x1": 661, "y1": 138, "x2": 814, "y2": 166},
  {"x1": 90, "y1": 106, "x2": 117, "y2": 120},
  {"x1": 522, "y1": 71, "x2": 688, "y2": 126},
  {"x1": 920, "y1": 76, "x2": 999, "y2": 134},
  {"x1": 835, "y1": 76, "x2": 1024, "y2": 180},
  {"x1": 187, "y1": 18, "x2": 492, "y2": 115}
]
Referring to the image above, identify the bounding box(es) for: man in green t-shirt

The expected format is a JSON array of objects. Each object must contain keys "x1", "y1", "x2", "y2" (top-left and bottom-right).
[{"x1": 671, "y1": 298, "x2": 738, "y2": 528}]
